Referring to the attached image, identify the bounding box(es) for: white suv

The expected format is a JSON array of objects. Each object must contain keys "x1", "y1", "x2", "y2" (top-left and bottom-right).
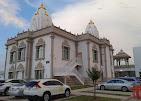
[
  {"x1": 24, "y1": 79, "x2": 71, "y2": 101},
  {"x1": 0, "y1": 79, "x2": 26, "y2": 96}
]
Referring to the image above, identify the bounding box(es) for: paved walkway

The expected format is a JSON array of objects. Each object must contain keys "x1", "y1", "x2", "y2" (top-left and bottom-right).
[{"x1": 70, "y1": 87, "x2": 132, "y2": 101}]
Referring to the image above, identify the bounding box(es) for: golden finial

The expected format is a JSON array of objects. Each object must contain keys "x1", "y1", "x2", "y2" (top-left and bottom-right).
[
  {"x1": 38, "y1": 2, "x2": 46, "y2": 10},
  {"x1": 35, "y1": 11, "x2": 39, "y2": 15},
  {"x1": 33, "y1": 18, "x2": 36, "y2": 21},
  {"x1": 45, "y1": 11, "x2": 49, "y2": 16},
  {"x1": 88, "y1": 25, "x2": 91, "y2": 28},
  {"x1": 89, "y1": 20, "x2": 94, "y2": 24}
]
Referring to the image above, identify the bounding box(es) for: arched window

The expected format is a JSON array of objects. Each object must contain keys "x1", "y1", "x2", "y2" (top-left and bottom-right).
[
  {"x1": 10, "y1": 46, "x2": 16, "y2": 63},
  {"x1": 16, "y1": 64, "x2": 24, "y2": 79},
  {"x1": 18, "y1": 41, "x2": 26, "y2": 61},
  {"x1": 92, "y1": 44, "x2": 98, "y2": 62},
  {"x1": 62, "y1": 40, "x2": 70, "y2": 60},
  {"x1": 35, "y1": 62, "x2": 44, "y2": 79},
  {"x1": 9, "y1": 65, "x2": 15, "y2": 79},
  {"x1": 36, "y1": 38, "x2": 45, "y2": 60}
]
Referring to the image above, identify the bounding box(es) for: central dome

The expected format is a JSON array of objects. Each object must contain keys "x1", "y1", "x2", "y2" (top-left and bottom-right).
[
  {"x1": 85, "y1": 20, "x2": 99, "y2": 38},
  {"x1": 30, "y1": 3, "x2": 52, "y2": 31}
]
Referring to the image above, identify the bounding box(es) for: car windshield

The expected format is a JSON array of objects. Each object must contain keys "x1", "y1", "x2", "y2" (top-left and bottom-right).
[{"x1": 25, "y1": 81, "x2": 38, "y2": 87}]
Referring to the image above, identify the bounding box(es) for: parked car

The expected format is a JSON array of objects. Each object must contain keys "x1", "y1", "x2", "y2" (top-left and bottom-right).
[
  {"x1": 0, "y1": 79, "x2": 26, "y2": 96},
  {"x1": 24, "y1": 79, "x2": 71, "y2": 101},
  {"x1": 117, "y1": 77, "x2": 141, "y2": 85},
  {"x1": 8, "y1": 83, "x2": 26, "y2": 97},
  {"x1": 0, "y1": 80, "x2": 6, "y2": 84},
  {"x1": 98, "y1": 79, "x2": 133, "y2": 92}
]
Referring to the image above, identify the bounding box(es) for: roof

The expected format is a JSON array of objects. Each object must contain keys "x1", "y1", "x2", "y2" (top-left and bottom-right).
[{"x1": 114, "y1": 49, "x2": 131, "y2": 59}]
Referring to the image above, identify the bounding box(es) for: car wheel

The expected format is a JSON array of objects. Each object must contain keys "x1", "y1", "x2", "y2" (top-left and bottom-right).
[
  {"x1": 100, "y1": 86, "x2": 105, "y2": 90},
  {"x1": 43, "y1": 93, "x2": 50, "y2": 101},
  {"x1": 122, "y1": 86, "x2": 128, "y2": 92},
  {"x1": 64, "y1": 89, "x2": 70, "y2": 97},
  {"x1": 4, "y1": 88, "x2": 9, "y2": 96}
]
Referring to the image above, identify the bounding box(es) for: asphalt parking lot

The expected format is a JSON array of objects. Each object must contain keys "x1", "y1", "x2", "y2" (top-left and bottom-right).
[
  {"x1": 0, "y1": 88, "x2": 132, "y2": 101},
  {"x1": 0, "y1": 95, "x2": 67, "y2": 101}
]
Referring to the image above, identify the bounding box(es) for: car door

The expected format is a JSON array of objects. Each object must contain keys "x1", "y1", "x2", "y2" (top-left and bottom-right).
[
  {"x1": 114, "y1": 80, "x2": 124, "y2": 90},
  {"x1": 54, "y1": 81, "x2": 64, "y2": 95},
  {"x1": 106, "y1": 80, "x2": 115, "y2": 90},
  {"x1": 43, "y1": 81, "x2": 58, "y2": 95}
]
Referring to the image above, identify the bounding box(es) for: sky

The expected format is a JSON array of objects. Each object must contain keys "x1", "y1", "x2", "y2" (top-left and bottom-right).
[{"x1": 0, "y1": 0, "x2": 141, "y2": 71}]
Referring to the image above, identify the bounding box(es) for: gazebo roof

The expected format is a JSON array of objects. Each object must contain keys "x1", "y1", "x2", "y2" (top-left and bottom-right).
[{"x1": 114, "y1": 49, "x2": 131, "y2": 59}]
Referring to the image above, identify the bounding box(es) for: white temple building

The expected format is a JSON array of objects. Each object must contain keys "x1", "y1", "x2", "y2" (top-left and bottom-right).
[{"x1": 4, "y1": 3, "x2": 115, "y2": 85}]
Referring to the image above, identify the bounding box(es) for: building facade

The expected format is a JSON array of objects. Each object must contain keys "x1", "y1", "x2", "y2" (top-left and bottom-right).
[
  {"x1": 4, "y1": 3, "x2": 115, "y2": 85},
  {"x1": 133, "y1": 47, "x2": 141, "y2": 77}
]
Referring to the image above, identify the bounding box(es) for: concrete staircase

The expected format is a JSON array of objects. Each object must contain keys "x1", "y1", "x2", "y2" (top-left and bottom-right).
[{"x1": 54, "y1": 54, "x2": 84, "y2": 85}]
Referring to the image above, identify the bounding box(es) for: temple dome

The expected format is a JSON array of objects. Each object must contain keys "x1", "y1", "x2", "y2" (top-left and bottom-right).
[
  {"x1": 85, "y1": 20, "x2": 99, "y2": 38},
  {"x1": 30, "y1": 3, "x2": 52, "y2": 31}
]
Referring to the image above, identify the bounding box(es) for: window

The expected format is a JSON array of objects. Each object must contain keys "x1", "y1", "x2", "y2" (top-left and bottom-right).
[
  {"x1": 63, "y1": 46, "x2": 69, "y2": 60},
  {"x1": 37, "y1": 45, "x2": 43, "y2": 59},
  {"x1": 35, "y1": 70, "x2": 43, "y2": 79},
  {"x1": 8, "y1": 72, "x2": 14, "y2": 79},
  {"x1": 43, "y1": 81, "x2": 63, "y2": 86},
  {"x1": 43, "y1": 81, "x2": 55, "y2": 86},
  {"x1": 18, "y1": 48, "x2": 25, "y2": 60},
  {"x1": 10, "y1": 80, "x2": 20, "y2": 83},
  {"x1": 54, "y1": 81, "x2": 63, "y2": 86},
  {"x1": 10, "y1": 51, "x2": 16, "y2": 63},
  {"x1": 26, "y1": 81, "x2": 38, "y2": 87},
  {"x1": 62, "y1": 40, "x2": 70, "y2": 60},
  {"x1": 93, "y1": 50, "x2": 98, "y2": 62},
  {"x1": 107, "y1": 80, "x2": 115, "y2": 83},
  {"x1": 115, "y1": 80, "x2": 124, "y2": 83}
]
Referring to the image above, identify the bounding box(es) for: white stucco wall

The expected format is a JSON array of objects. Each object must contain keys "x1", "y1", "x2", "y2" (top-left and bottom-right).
[
  {"x1": 78, "y1": 41, "x2": 88, "y2": 78},
  {"x1": 5, "y1": 39, "x2": 27, "y2": 79},
  {"x1": 31, "y1": 35, "x2": 51, "y2": 79},
  {"x1": 101, "y1": 46, "x2": 106, "y2": 78},
  {"x1": 105, "y1": 46, "x2": 112, "y2": 78},
  {"x1": 133, "y1": 47, "x2": 141, "y2": 77},
  {"x1": 53, "y1": 35, "x2": 76, "y2": 74}
]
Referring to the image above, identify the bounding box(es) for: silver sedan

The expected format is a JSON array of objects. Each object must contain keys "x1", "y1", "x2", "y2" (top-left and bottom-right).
[
  {"x1": 98, "y1": 79, "x2": 133, "y2": 92},
  {"x1": 8, "y1": 83, "x2": 26, "y2": 97}
]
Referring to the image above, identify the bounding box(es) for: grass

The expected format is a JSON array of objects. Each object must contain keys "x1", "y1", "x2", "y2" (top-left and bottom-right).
[
  {"x1": 61, "y1": 95, "x2": 121, "y2": 101},
  {"x1": 70, "y1": 85, "x2": 93, "y2": 90},
  {"x1": 82, "y1": 91, "x2": 131, "y2": 96}
]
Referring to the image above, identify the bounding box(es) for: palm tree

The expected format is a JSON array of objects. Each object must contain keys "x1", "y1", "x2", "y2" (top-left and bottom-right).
[{"x1": 87, "y1": 67, "x2": 101, "y2": 99}]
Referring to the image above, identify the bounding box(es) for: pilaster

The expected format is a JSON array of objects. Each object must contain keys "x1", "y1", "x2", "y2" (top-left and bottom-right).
[
  {"x1": 86, "y1": 40, "x2": 90, "y2": 68},
  {"x1": 50, "y1": 33, "x2": 55, "y2": 78}
]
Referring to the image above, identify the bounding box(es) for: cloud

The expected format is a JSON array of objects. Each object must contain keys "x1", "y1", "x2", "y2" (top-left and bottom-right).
[
  {"x1": 0, "y1": 0, "x2": 29, "y2": 29},
  {"x1": 51, "y1": 0, "x2": 141, "y2": 64}
]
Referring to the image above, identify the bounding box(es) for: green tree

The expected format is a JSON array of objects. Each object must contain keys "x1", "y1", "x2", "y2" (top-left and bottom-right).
[{"x1": 87, "y1": 67, "x2": 101, "y2": 99}]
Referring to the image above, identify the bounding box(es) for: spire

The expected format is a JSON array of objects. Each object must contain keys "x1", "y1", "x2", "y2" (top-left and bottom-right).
[
  {"x1": 38, "y1": 2, "x2": 46, "y2": 10},
  {"x1": 89, "y1": 20, "x2": 94, "y2": 24}
]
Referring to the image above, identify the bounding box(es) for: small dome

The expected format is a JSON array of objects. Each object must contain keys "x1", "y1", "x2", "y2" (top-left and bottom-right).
[
  {"x1": 30, "y1": 3, "x2": 52, "y2": 31},
  {"x1": 85, "y1": 20, "x2": 99, "y2": 38},
  {"x1": 114, "y1": 49, "x2": 131, "y2": 59}
]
